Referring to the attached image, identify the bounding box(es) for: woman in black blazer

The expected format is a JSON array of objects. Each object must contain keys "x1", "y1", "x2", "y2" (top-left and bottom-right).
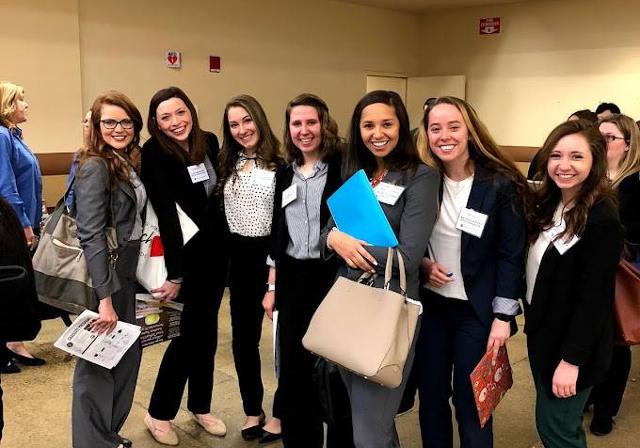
[
  {"x1": 262, "y1": 93, "x2": 352, "y2": 447},
  {"x1": 586, "y1": 114, "x2": 640, "y2": 435},
  {"x1": 525, "y1": 120, "x2": 623, "y2": 448},
  {"x1": 417, "y1": 96, "x2": 528, "y2": 448},
  {"x1": 141, "y1": 87, "x2": 229, "y2": 445}
]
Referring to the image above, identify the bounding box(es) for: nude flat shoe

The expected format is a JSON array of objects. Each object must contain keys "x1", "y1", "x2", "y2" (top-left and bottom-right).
[
  {"x1": 193, "y1": 413, "x2": 227, "y2": 437},
  {"x1": 144, "y1": 414, "x2": 179, "y2": 446}
]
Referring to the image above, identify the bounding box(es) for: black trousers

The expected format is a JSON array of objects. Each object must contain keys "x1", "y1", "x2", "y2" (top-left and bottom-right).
[
  {"x1": 148, "y1": 232, "x2": 227, "y2": 419},
  {"x1": 277, "y1": 255, "x2": 353, "y2": 448},
  {"x1": 229, "y1": 234, "x2": 282, "y2": 418},
  {"x1": 589, "y1": 345, "x2": 632, "y2": 421},
  {"x1": 417, "y1": 291, "x2": 493, "y2": 448}
]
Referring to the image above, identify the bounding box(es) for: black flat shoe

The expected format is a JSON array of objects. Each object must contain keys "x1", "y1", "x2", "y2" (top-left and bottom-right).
[
  {"x1": 259, "y1": 430, "x2": 282, "y2": 444},
  {"x1": 590, "y1": 417, "x2": 614, "y2": 436},
  {"x1": 120, "y1": 437, "x2": 133, "y2": 447},
  {"x1": 241, "y1": 413, "x2": 265, "y2": 441},
  {"x1": 11, "y1": 352, "x2": 46, "y2": 366},
  {"x1": 1, "y1": 360, "x2": 21, "y2": 374}
]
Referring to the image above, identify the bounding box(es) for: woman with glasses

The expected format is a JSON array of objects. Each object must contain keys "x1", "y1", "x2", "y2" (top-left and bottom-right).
[
  {"x1": 0, "y1": 81, "x2": 44, "y2": 373},
  {"x1": 218, "y1": 95, "x2": 284, "y2": 442},
  {"x1": 72, "y1": 91, "x2": 145, "y2": 448},
  {"x1": 586, "y1": 114, "x2": 640, "y2": 436},
  {"x1": 141, "y1": 87, "x2": 228, "y2": 446}
]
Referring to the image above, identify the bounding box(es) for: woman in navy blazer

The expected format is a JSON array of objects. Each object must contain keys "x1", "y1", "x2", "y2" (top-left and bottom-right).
[
  {"x1": 417, "y1": 96, "x2": 528, "y2": 448},
  {"x1": 524, "y1": 120, "x2": 622, "y2": 448}
]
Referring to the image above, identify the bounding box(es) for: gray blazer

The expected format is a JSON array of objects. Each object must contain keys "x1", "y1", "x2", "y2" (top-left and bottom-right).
[
  {"x1": 322, "y1": 164, "x2": 440, "y2": 299},
  {"x1": 75, "y1": 157, "x2": 137, "y2": 300}
]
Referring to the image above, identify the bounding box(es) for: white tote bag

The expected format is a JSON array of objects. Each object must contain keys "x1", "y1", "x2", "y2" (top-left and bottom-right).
[{"x1": 136, "y1": 202, "x2": 198, "y2": 293}]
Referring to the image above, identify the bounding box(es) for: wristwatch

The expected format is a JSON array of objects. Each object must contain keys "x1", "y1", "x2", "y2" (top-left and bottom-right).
[
  {"x1": 266, "y1": 282, "x2": 276, "y2": 292},
  {"x1": 494, "y1": 313, "x2": 512, "y2": 322}
]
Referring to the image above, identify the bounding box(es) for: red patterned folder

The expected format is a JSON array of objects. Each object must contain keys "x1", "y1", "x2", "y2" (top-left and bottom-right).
[{"x1": 469, "y1": 346, "x2": 513, "y2": 428}]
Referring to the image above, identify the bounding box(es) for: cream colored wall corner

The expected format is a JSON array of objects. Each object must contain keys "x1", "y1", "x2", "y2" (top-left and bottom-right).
[
  {"x1": 0, "y1": 0, "x2": 84, "y2": 153},
  {"x1": 418, "y1": 0, "x2": 640, "y2": 147},
  {"x1": 78, "y1": 0, "x2": 420, "y2": 142}
]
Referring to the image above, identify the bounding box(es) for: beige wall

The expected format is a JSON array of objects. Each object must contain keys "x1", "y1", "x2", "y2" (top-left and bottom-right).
[
  {"x1": 1, "y1": 0, "x2": 84, "y2": 153},
  {"x1": 419, "y1": 0, "x2": 640, "y2": 147},
  {"x1": 78, "y1": 0, "x2": 419, "y2": 141}
]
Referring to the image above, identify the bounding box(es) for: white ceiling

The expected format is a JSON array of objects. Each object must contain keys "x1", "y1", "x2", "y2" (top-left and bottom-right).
[{"x1": 339, "y1": 0, "x2": 533, "y2": 13}]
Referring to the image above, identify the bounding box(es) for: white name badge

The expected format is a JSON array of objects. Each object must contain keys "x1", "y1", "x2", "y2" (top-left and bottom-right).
[
  {"x1": 374, "y1": 182, "x2": 405, "y2": 206},
  {"x1": 187, "y1": 163, "x2": 209, "y2": 183},
  {"x1": 456, "y1": 208, "x2": 488, "y2": 238},
  {"x1": 253, "y1": 168, "x2": 276, "y2": 187},
  {"x1": 543, "y1": 222, "x2": 580, "y2": 255},
  {"x1": 282, "y1": 183, "x2": 297, "y2": 207}
]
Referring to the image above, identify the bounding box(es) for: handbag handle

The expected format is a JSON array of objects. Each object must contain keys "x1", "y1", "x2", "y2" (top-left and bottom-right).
[{"x1": 384, "y1": 247, "x2": 407, "y2": 295}]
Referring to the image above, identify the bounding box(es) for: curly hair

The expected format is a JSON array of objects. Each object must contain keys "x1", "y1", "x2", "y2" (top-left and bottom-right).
[
  {"x1": 527, "y1": 120, "x2": 615, "y2": 242},
  {"x1": 78, "y1": 91, "x2": 143, "y2": 185}
]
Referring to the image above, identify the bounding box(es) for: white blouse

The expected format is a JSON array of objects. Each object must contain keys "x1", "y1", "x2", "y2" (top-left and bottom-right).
[
  {"x1": 223, "y1": 156, "x2": 276, "y2": 237},
  {"x1": 426, "y1": 174, "x2": 474, "y2": 301}
]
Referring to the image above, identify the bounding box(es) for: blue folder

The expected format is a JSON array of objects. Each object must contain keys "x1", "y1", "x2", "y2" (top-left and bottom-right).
[{"x1": 327, "y1": 169, "x2": 399, "y2": 247}]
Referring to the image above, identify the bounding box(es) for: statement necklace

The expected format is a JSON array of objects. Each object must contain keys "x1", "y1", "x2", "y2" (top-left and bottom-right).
[{"x1": 370, "y1": 169, "x2": 388, "y2": 188}]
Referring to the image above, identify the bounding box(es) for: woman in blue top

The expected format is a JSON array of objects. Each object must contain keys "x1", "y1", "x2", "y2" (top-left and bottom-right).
[{"x1": 0, "y1": 81, "x2": 45, "y2": 371}]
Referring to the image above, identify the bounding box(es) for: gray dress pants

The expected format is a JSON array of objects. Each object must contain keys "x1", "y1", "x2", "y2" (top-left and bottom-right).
[
  {"x1": 340, "y1": 322, "x2": 419, "y2": 448},
  {"x1": 72, "y1": 244, "x2": 142, "y2": 448}
]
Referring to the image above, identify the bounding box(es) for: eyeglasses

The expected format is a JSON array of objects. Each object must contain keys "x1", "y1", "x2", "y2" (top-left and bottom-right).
[
  {"x1": 602, "y1": 134, "x2": 627, "y2": 143},
  {"x1": 100, "y1": 118, "x2": 134, "y2": 130}
]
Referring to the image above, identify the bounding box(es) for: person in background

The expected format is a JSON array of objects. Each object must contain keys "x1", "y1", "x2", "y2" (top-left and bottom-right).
[
  {"x1": 323, "y1": 90, "x2": 439, "y2": 448},
  {"x1": 65, "y1": 110, "x2": 92, "y2": 208},
  {"x1": 595, "y1": 102, "x2": 621, "y2": 119},
  {"x1": 263, "y1": 93, "x2": 353, "y2": 447},
  {"x1": 525, "y1": 119, "x2": 622, "y2": 448},
  {"x1": 218, "y1": 95, "x2": 284, "y2": 442},
  {"x1": 0, "y1": 81, "x2": 44, "y2": 373},
  {"x1": 141, "y1": 87, "x2": 229, "y2": 446},
  {"x1": 586, "y1": 113, "x2": 640, "y2": 436},
  {"x1": 72, "y1": 91, "x2": 145, "y2": 448},
  {"x1": 417, "y1": 96, "x2": 527, "y2": 448},
  {"x1": 0, "y1": 196, "x2": 41, "y2": 442},
  {"x1": 528, "y1": 109, "x2": 598, "y2": 180}
]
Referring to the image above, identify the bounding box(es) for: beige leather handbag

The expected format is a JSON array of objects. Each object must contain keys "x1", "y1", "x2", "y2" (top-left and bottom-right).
[{"x1": 302, "y1": 248, "x2": 422, "y2": 388}]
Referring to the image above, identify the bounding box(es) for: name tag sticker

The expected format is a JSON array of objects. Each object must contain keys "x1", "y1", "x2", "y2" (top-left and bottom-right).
[
  {"x1": 456, "y1": 208, "x2": 488, "y2": 238},
  {"x1": 543, "y1": 222, "x2": 580, "y2": 255},
  {"x1": 187, "y1": 163, "x2": 209, "y2": 183},
  {"x1": 282, "y1": 184, "x2": 297, "y2": 207},
  {"x1": 253, "y1": 168, "x2": 276, "y2": 187},
  {"x1": 374, "y1": 182, "x2": 405, "y2": 206}
]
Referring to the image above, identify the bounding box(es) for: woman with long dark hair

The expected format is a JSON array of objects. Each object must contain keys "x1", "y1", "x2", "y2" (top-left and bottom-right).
[
  {"x1": 525, "y1": 120, "x2": 622, "y2": 448},
  {"x1": 219, "y1": 95, "x2": 284, "y2": 440},
  {"x1": 322, "y1": 90, "x2": 439, "y2": 447},
  {"x1": 72, "y1": 90, "x2": 145, "y2": 448},
  {"x1": 141, "y1": 87, "x2": 228, "y2": 446}
]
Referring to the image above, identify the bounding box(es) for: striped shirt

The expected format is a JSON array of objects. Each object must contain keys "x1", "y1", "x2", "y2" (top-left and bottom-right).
[{"x1": 284, "y1": 160, "x2": 328, "y2": 260}]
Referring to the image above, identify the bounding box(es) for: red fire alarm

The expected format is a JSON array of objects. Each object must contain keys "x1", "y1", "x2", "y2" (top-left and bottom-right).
[
  {"x1": 209, "y1": 56, "x2": 221, "y2": 73},
  {"x1": 479, "y1": 17, "x2": 501, "y2": 35}
]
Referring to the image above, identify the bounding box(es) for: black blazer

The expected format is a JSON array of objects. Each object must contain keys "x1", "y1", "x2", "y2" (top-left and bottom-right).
[
  {"x1": 524, "y1": 199, "x2": 623, "y2": 390},
  {"x1": 270, "y1": 153, "x2": 343, "y2": 265},
  {"x1": 426, "y1": 163, "x2": 526, "y2": 328},
  {"x1": 618, "y1": 172, "x2": 640, "y2": 260},
  {"x1": 141, "y1": 132, "x2": 226, "y2": 279}
]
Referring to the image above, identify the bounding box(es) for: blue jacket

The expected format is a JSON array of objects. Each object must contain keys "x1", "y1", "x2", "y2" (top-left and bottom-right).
[{"x1": 0, "y1": 126, "x2": 42, "y2": 229}]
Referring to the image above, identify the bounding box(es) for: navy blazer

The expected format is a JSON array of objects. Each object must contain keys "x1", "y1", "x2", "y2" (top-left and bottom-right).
[
  {"x1": 524, "y1": 199, "x2": 622, "y2": 391},
  {"x1": 426, "y1": 162, "x2": 526, "y2": 328}
]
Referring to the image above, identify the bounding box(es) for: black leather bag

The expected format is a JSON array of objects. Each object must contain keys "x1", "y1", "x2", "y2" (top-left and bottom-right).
[
  {"x1": 311, "y1": 358, "x2": 351, "y2": 426},
  {"x1": 0, "y1": 265, "x2": 41, "y2": 342}
]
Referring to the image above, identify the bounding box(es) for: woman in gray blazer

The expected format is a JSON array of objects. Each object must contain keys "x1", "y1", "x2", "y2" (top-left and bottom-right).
[
  {"x1": 72, "y1": 91, "x2": 146, "y2": 448},
  {"x1": 323, "y1": 90, "x2": 439, "y2": 448}
]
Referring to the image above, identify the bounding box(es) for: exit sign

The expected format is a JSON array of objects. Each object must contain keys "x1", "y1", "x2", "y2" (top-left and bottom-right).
[{"x1": 480, "y1": 17, "x2": 501, "y2": 35}]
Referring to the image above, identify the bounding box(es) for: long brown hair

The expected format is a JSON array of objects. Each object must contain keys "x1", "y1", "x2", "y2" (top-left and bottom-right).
[
  {"x1": 527, "y1": 120, "x2": 615, "y2": 242},
  {"x1": 283, "y1": 93, "x2": 341, "y2": 164},
  {"x1": 421, "y1": 96, "x2": 529, "y2": 206},
  {"x1": 79, "y1": 91, "x2": 143, "y2": 185},
  {"x1": 218, "y1": 95, "x2": 282, "y2": 189},
  {"x1": 147, "y1": 86, "x2": 208, "y2": 164}
]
